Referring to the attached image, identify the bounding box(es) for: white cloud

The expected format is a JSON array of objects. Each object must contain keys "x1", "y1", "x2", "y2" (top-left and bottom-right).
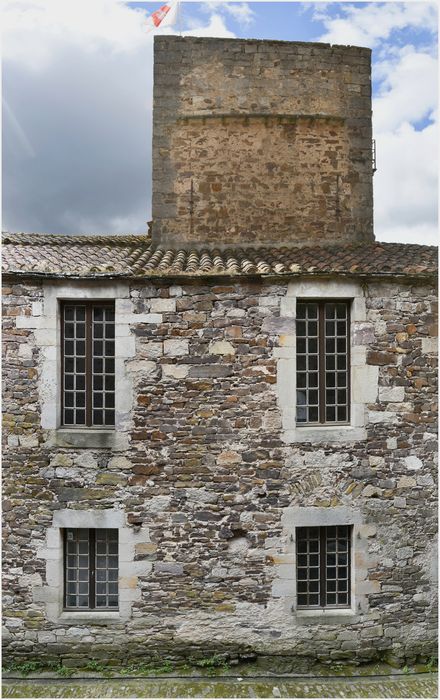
[
  {"x1": 374, "y1": 120, "x2": 438, "y2": 245},
  {"x1": 314, "y1": 2, "x2": 438, "y2": 246},
  {"x1": 316, "y1": 1, "x2": 437, "y2": 48},
  {"x1": 174, "y1": 12, "x2": 235, "y2": 38},
  {"x1": 2, "y1": 0, "x2": 235, "y2": 234},
  {"x1": 201, "y1": 2, "x2": 255, "y2": 27},
  {"x1": 373, "y1": 48, "x2": 437, "y2": 131}
]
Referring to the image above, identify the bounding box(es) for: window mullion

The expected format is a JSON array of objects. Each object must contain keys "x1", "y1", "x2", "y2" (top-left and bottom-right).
[
  {"x1": 89, "y1": 528, "x2": 96, "y2": 609},
  {"x1": 86, "y1": 305, "x2": 93, "y2": 427},
  {"x1": 319, "y1": 527, "x2": 326, "y2": 608},
  {"x1": 318, "y1": 303, "x2": 326, "y2": 424}
]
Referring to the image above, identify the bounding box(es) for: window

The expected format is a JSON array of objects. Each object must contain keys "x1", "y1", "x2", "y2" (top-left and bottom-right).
[
  {"x1": 296, "y1": 526, "x2": 351, "y2": 609},
  {"x1": 64, "y1": 528, "x2": 119, "y2": 609},
  {"x1": 62, "y1": 302, "x2": 115, "y2": 427},
  {"x1": 296, "y1": 300, "x2": 350, "y2": 424}
]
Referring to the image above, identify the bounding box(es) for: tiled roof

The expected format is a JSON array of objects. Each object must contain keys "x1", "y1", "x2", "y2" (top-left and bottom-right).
[{"x1": 2, "y1": 233, "x2": 437, "y2": 280}]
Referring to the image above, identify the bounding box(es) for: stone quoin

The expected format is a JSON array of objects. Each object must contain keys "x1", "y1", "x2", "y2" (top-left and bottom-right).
[{"x1": 2, "y1": 36, "x2": 438, "y2": 669}]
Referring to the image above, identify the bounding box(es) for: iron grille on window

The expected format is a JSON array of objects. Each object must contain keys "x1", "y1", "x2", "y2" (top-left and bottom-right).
[
  {"x1": 296, "y1": 526, "x2": 351, "y2": 608},
  {"x1": 64, "y1": 529, "x2": 118, "y2": 609},
  {"x1": 296, "y1": 301, "x2": 350, "y2": 424},
  {"x1": 62, "y1": 303, "x2": 115, "y2": 426}
]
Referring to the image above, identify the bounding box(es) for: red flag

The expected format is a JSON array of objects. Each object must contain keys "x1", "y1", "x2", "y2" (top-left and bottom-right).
[{"x1": 145, "y1": 1, "x2": 179, "y2": 32}]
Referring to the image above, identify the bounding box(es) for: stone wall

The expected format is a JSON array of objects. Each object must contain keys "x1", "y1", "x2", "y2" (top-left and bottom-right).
[
  {"x1": 152, "y1": 37, "x2": 374, "y2": 248},
  {"x1": 2, "y1": 275, "x2": 437, "y2": 667}
]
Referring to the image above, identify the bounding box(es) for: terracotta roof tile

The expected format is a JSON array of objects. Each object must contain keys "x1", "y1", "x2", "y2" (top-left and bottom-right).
[{"x1": 2, "y1": 232, "x2": 437, "y2": 280}]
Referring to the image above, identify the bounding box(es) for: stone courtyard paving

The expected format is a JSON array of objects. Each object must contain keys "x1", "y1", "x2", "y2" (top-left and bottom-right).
[{"x1": 2, "y1": 673, "x2": 438, "y2": 698}]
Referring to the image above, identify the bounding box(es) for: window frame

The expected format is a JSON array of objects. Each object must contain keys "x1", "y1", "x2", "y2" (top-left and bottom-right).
[
  {"x1": 63, "y1": 528, "x2": 119, "y2": 611},
  {"x1": 296, "y1": 525, "x2": 352, "y2": 610},
  {"x1": 296, "y1": 298, "x2": 351, "y2": 427},
  {"x1": 61, "y1": 300, "x2": 115, "y2": 428}
]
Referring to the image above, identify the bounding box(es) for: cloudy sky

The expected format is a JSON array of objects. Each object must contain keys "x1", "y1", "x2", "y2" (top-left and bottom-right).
[{"x1": 3, "y1": 0, "x2": 438, "y2": 244}]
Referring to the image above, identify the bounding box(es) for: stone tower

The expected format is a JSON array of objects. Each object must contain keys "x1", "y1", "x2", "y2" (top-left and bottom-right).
[{"x1": 152, "y1": 36, "x2": 374, "y2": 248}]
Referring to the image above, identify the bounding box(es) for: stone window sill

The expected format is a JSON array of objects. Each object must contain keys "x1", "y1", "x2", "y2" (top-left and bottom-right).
[
  {"x1": 294, "y1": 608, "x2": 358, "y2": 625},
  {"x1": 46, "y1": 429, "x2": 128, "y2": 451},
  {"x1": 59, "y1": 611, "x2": 121, "y2": 624},
  {"x1": 283, "y1": 425, "x2": 367, "y2": 444}
]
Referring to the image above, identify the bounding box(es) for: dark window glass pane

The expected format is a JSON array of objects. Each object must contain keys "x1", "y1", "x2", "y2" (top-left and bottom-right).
[
  {"x1": 76, "y1": 358, "x2": 85, "y2": 373},
  {"x1": 336, "y1": 304, "x2": 347, "y2": 319},
  {"x1": 336, "y1": 338, "x2": 346, "y2": 353},
  {"x1": 65, "y1": 341, "x2": 74, "y2": 355},
  {"x1": 76, "y1": 341, "x2": 85, "y2": 356},
  {"x1": 76, "y1": 410, "x2": 86, "y2": 424},
  {"x1": 309, "y1": 390, "x2": 318, "y2": 406},
  {"x1": 326, "y1": 355, "x2": 335, "y2": 370},
  {"x1": 76, "y1": 307, "x2": 85, "y2": 321},
  {"x1": 65, "y1": 375, "x2": 74, "y2": 390},
  {"x1": 297, "y1": 339, "x2": 306, "y2": 354},
  {"x1": 94, "y1": 341, "x2": 103, "y2": 356},
  {"x1": 296, "y1": 304, "x2": 306, "y2": 319},
  {"x1": 94, "y1": 359, "x2": 103, "y2": 373},
  {"x1": 104, "y1": 340, "x2": 114, "y2": 355},
  {"x1": 297, "y1": 373, "x2": 307, "y2": 389},
  {"x1": 296, "y1": 355, "x2": 307, "y2": 370},
  {"x1": 326, "y1": 406, "x2": 336, "y2": 421},
  {"x1": 326, "y1": 390, "x2": 335, "y2": 404},
  {"x1": 93, "y1": 376, "x2": 103, "y2": 391},
  {"x1": 308, "y1": 338, "x2": 317, "y2": 354},
  {"x1": 94, "y1": 394, "x2": 103, "y2": 408},
  {"x1": 309, "y1": 373, "x2": 318, "y2": 388},
  {"x1": 76, "y1": 375, "x2": 85, "y2": 390},
  {"x1": 105, "y1": 359, "x2": 115, "y2": 373},
  {"x1": 105, "y1": 394, "x2": 115, "y2": 409},
  {"x1": 296, "y1": 321, "x2": 306, "y2": 336},
  {"x1": 325, "y1": 303, "x2": 336, "y2": 318},
  {"x1": 105, "y1": 410, "x2": 115, "y2": 426},
  {"x1": 94, "y1": 308, "x2": 103, "y2": 321},
  {"x1": 337, "y1": 355, "x2": 346, "y2": 370},
  {"x1": 64, "y1": 409, "x2": 74, "y2": 424},
  {"x1": 65, "y1": 308, "x2": 75, "y2": 321},
  {"x1": 308, "y1": 355, "x2": 318, "y2": 371},
  {"x1": 94, "y1": 324, "x2": 103, "y2": 339},
  {"x1": 327, "y1": 373, "x2": 336, "y2": 388},
  {"x1": 105, "y1": 324, "x2": 115, "y2": 339},
  {"x1": 326, "y1": 338, "x2": 335, "y2": 353},
  {"x1": 308, "y1": 406, "x2": 319, "y2": 422},
  {"x1": 93, "y1": 410, "x2": 103, "y2": 425},
  {"x1": 105, "y1": 376, "x2": 115, "y2": 391}
]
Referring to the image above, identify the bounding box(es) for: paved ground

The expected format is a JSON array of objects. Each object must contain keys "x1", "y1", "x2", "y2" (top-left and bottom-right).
[{"x1": 2, "y1": 673, "x2": 437, "y2": 698}]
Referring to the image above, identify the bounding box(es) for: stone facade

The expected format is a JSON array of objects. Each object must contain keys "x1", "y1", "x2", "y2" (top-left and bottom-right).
[
  {"x1": 2, "y1": 35, "x2": 437, "y2": 671},
  {"x1": 152, "y1": 37, "x2": 374, "y2": 248},
  {"x1": 2, "y1": 274, "x2": 437, "y2": 667}
]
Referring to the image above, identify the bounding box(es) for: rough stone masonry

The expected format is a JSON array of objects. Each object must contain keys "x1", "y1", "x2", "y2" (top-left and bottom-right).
[
  {"x1": 152, "y1": 37, "x2": 374, "y2": 248},
  {"x1": 1, "y1": 36, "x2": 438, "y2": 670}
]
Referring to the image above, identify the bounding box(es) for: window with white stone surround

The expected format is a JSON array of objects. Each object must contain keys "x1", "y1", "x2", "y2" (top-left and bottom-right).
[
  {"x1": 269, "y1": 506, "x2": 379, "y2": 621},
  {"x1": 16, "y1": 280, "x2": 136, "y2": 450},
  {"x1": 33, "y1": 510, "x2": 151, "y2": 623},
  {"x1": 275, "y1": 279, "x2": 378, "y2": 443}
]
